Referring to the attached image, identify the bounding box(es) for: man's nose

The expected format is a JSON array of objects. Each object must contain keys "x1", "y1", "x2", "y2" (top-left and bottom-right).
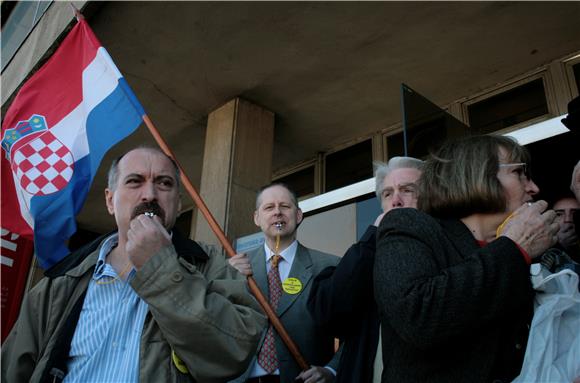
[
  {"x1": 391, "y1": 192, "x2": 404, "y2": 208},
  {"x1": 564, "y1": 211, "x2": 574, "y2": 223},
  {"x1": 141, "y1": 181, "x2": 157, "y2": 201}
]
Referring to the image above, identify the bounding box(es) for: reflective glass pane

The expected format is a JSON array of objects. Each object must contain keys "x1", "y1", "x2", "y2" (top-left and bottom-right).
[
  {"x1": 468, "y1": 79, "x2": 549, "y2": 134},
  {"x1": 325, "y1": 139, "x2": 373, "y2": 192},
  {"x1": 2, "y1": 1, "x2": 52, "y2": 71},
  {"x1": 276, "y1": 165, "x2": 315, "y2": 199}
]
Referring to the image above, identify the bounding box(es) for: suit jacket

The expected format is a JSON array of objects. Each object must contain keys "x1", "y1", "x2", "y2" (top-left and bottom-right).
[
  {"x1": 308, "y1": 225, "x2": 380, "y2": 383},
  {"x1": 231, "y1": 242, "x2": 342, "y2": 383},
  {"x1": 374, "y1": 208, "x2": 533, "y2": 383}
]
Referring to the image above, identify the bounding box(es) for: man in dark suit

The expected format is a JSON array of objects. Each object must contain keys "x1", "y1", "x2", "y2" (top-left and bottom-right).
[
  {"x1": 307, "y1": 157, "x2": 423, "y2": 383},
  {"x1": 229, "y1": 183, "x2": 341, "y2": 383}
]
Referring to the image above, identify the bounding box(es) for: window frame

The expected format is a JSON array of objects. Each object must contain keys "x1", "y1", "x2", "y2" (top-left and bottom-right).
[
  {"x1": 461, "y1": 70, "x2": 558, "y2": 136},
  {"x1": 563, "y1": 53, "x2": 580, "y2": 98}
]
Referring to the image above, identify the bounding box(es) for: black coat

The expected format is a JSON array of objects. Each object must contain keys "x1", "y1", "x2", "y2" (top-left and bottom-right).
[
  {"x1": 374, "y1": 208, "x2": 533, "y2": 383},
  {"x1": 308, "y1": 226, "x2": 380, "y2": 383}
]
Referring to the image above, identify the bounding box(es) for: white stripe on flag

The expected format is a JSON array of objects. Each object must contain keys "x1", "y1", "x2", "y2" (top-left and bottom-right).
[
  {"x1": 82, "y1": 47, "x2": 122, "y2": 110},
  {"x1": 52, "y1": 47, "x2": 121, "y2": 153},
  {"x1": 14, "y1": 47, "x2": 123, "y2": 230}
]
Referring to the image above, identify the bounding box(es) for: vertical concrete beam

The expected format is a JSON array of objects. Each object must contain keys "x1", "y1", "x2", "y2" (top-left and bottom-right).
[{"x1": 193, "y1": 98, "x2": 274, "y2": 248}]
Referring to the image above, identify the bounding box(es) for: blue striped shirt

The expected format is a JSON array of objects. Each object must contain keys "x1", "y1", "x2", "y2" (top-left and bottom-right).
[{"x1": 64, "y1": 234, "x2": 149, "y2": 383}]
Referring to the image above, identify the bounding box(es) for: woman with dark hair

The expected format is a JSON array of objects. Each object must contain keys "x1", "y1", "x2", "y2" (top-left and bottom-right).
[{"x1": 374, "y1": 135, "x2": 559, "y2": 383}]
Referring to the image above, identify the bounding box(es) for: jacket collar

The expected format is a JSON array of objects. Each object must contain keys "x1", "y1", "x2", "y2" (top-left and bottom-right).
[
  {"x1": 171, "y1": 229, "x2": 209, "y2": 263},
  {"x1": 45, "y1": 228, "x2": 208, "y2": 279},
  {"x1": 250, "y1": 242, "x2": 314, "y2": 316},
  {"x1": 276, "y1": 242, "x2": 314, "y2": 316},
  {"x1": 437, "y1": 217, "x2": 479, "y2": 258}
]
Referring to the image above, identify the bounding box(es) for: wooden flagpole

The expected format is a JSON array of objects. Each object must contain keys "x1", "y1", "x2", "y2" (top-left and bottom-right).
[{"x1": 141, "y1": 116, "x2": 310, "y2": 371}]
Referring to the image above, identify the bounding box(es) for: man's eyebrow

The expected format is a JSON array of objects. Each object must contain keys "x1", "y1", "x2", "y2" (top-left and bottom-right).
[
  {"x1": 124, "y1": 173, "x2": 144, "y2": 179},
  {"x1": 398, "y1": 182, "x2": 417, "y2": 188},
  {"x1": 155, "y1": 174, "x2": 175, "y2": 180}
]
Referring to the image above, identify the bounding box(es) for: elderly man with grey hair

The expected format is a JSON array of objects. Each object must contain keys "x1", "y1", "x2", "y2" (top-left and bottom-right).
[{"x1": 307, "y1": 156, "x2": 423, "y2": 383}]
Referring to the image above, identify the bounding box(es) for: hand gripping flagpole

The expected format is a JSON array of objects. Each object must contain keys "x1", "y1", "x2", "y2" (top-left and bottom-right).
[{"x1": 141, "y1": 115, "x2": 310, "y2": 372}]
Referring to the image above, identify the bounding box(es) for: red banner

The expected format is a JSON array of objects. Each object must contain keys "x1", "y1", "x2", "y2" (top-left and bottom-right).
[{"x1": 1, "y1": 228, "x2": 34, "y2": 343}]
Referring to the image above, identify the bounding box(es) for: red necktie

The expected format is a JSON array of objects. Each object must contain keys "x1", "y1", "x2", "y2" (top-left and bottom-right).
[{"x1": 258, "y1": 254, "x2": 282, "y2": 373}]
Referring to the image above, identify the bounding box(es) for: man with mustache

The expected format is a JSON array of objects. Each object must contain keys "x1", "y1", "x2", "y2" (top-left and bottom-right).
[
  {"x1": 228, "y1": 183, "x2": 341, "y2": 383},
  {"x1": 2, "y1": 147, "x2": 266, "y2": 382}
]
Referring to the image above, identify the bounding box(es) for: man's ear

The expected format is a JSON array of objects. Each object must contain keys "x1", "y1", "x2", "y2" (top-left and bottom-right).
[
  {"x1": 253, "y1": 210, "x2": 260, "y2": 227},
  {"x1": 105, "y1": 188, "x2": 115, "y2": 215},
  {"x1": 296, "y1": 208, "x2": 303, "y2": 225}
]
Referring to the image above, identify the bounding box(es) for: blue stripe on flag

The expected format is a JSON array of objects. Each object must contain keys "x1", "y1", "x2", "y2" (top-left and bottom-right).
[
  {"x1": 30, "y1": 81, "x2": 142, "y2": 269},
  {"x1": 30, "y1": 156, "x2": 91, "y2": 268},
  {"x1": 86, "y1": 79, "x2": 143, "y2": 176},
  {"x1": 118, "y1": 77, "x2": 145, "y2": 117}
]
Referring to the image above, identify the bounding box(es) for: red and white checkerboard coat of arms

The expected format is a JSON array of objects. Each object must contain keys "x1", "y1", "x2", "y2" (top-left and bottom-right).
[{"x1": 2, "y1": 115, "x2": 74, "y2": 196}]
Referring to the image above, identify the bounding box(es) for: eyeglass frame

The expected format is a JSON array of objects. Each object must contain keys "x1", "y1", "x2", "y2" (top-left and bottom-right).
[{"x1": 498, "y1": 162, "x2": 531, "y2": 180}]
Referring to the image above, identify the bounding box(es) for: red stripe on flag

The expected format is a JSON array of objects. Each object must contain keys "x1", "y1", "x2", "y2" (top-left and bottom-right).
[
  {"x1": 1, "y1": 20, "x2": 101, "y2": 132},
  {"x1": 1, "y1": 20, "x2": 103, "y2": 238}
]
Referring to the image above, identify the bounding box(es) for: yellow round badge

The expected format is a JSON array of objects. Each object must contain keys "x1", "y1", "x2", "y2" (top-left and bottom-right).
[
  {"x1": 172, "y1": 350, "x2": 189, "y2": 374},
  {"x1": 282, "y1": 277, "x2": 302, "y2": 294}
]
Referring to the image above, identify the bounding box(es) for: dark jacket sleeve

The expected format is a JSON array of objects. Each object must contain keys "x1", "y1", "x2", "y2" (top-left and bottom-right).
[
  {"x1": 308, "y1": 225, "x2": 376, "y2": 337},
  {"x1": 1, "y1": 278, "x2": 48, "y2": 383},
  {"x1": 373, "y1": 208, "x2": 533, "y2": 350}
]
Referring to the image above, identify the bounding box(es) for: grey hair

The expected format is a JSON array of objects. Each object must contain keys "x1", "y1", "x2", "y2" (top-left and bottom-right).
[
  {"x1": 571, "y1": 160, "x2": 580, "y2": 193},
  {"x1": 107, "y1": 146, "x2": 181, "y2": 191},
  {"x1": 374, "y1": 156, "x2": 424, "y2": 199}
]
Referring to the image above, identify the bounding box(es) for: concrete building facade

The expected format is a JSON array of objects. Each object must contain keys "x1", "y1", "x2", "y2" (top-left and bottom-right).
[{"x1": 2, "y1": 1, "x2": 580, "y2": 280}]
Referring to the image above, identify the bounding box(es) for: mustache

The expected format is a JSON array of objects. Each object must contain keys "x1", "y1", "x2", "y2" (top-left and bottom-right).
[{"x1": 131, "y1": 201, "x2": 166, "y2": 222}]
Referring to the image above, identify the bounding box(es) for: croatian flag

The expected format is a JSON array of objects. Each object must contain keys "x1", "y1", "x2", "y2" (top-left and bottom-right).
[{"x1": 1, "y1": 19, "x2": 144, "y2": 268}]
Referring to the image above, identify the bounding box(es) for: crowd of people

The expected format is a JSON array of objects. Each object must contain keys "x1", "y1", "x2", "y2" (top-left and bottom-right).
[{"x1": 2, "y1": 131, "x2": 579, "y2": 382}]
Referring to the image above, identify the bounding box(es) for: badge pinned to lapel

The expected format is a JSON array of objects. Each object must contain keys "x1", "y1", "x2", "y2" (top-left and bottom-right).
[
  {"x1": 172, "y1": 350, "x2": 189, "y2": 374},
  {"x1": 282, "y1": 277, "x2": 302, "y2": 294}
]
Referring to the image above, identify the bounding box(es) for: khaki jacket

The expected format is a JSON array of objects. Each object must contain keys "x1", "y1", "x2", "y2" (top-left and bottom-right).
[{"x1": 1, "y1": 233, "x2": 266, "y2": 383}]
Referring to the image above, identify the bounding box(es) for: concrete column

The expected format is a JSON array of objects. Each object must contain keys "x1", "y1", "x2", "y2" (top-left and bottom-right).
[{"x1": 193, "y1": 98, "x2": 274, "y2": 248}]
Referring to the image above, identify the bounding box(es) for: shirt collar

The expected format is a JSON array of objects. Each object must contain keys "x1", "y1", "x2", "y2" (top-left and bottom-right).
[
  {"x1": 92, "y1": 231, "x2": 177, "y2": 281},
  {"x1": 264, "y1": 239, "x2": 298, "y2": 265},
  {"x1": 93, "y1": 233, "x2": 119, "y2": 280}
]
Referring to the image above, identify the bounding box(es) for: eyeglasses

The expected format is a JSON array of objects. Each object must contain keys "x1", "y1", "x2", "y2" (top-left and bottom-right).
[{"x1": 499, "y1": 162, "x2": 531, "y2": 180}]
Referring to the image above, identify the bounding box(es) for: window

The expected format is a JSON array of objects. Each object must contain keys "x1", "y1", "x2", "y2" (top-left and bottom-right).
[
  {"x1": 385, "y1": 132, "x2": 405, "y2": 159},
  {"x1": 325, "y1": 139, "x2": 373, "y2": 192},
  {"x1": 467, "y1": 78, "x2": 549, "y2": 134},
  {"x1": 389, "y1": 84, "x2": 470, "y2": 159},
  {"x1": 275, "y1": 165, "x2": 315, "y2": 199},
  {"x1": 1, "y1": 1, "x2": 52, "y2": 71},
  {"x1": 385, "y1": 117, "x2": 449, "y2": 160}
]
